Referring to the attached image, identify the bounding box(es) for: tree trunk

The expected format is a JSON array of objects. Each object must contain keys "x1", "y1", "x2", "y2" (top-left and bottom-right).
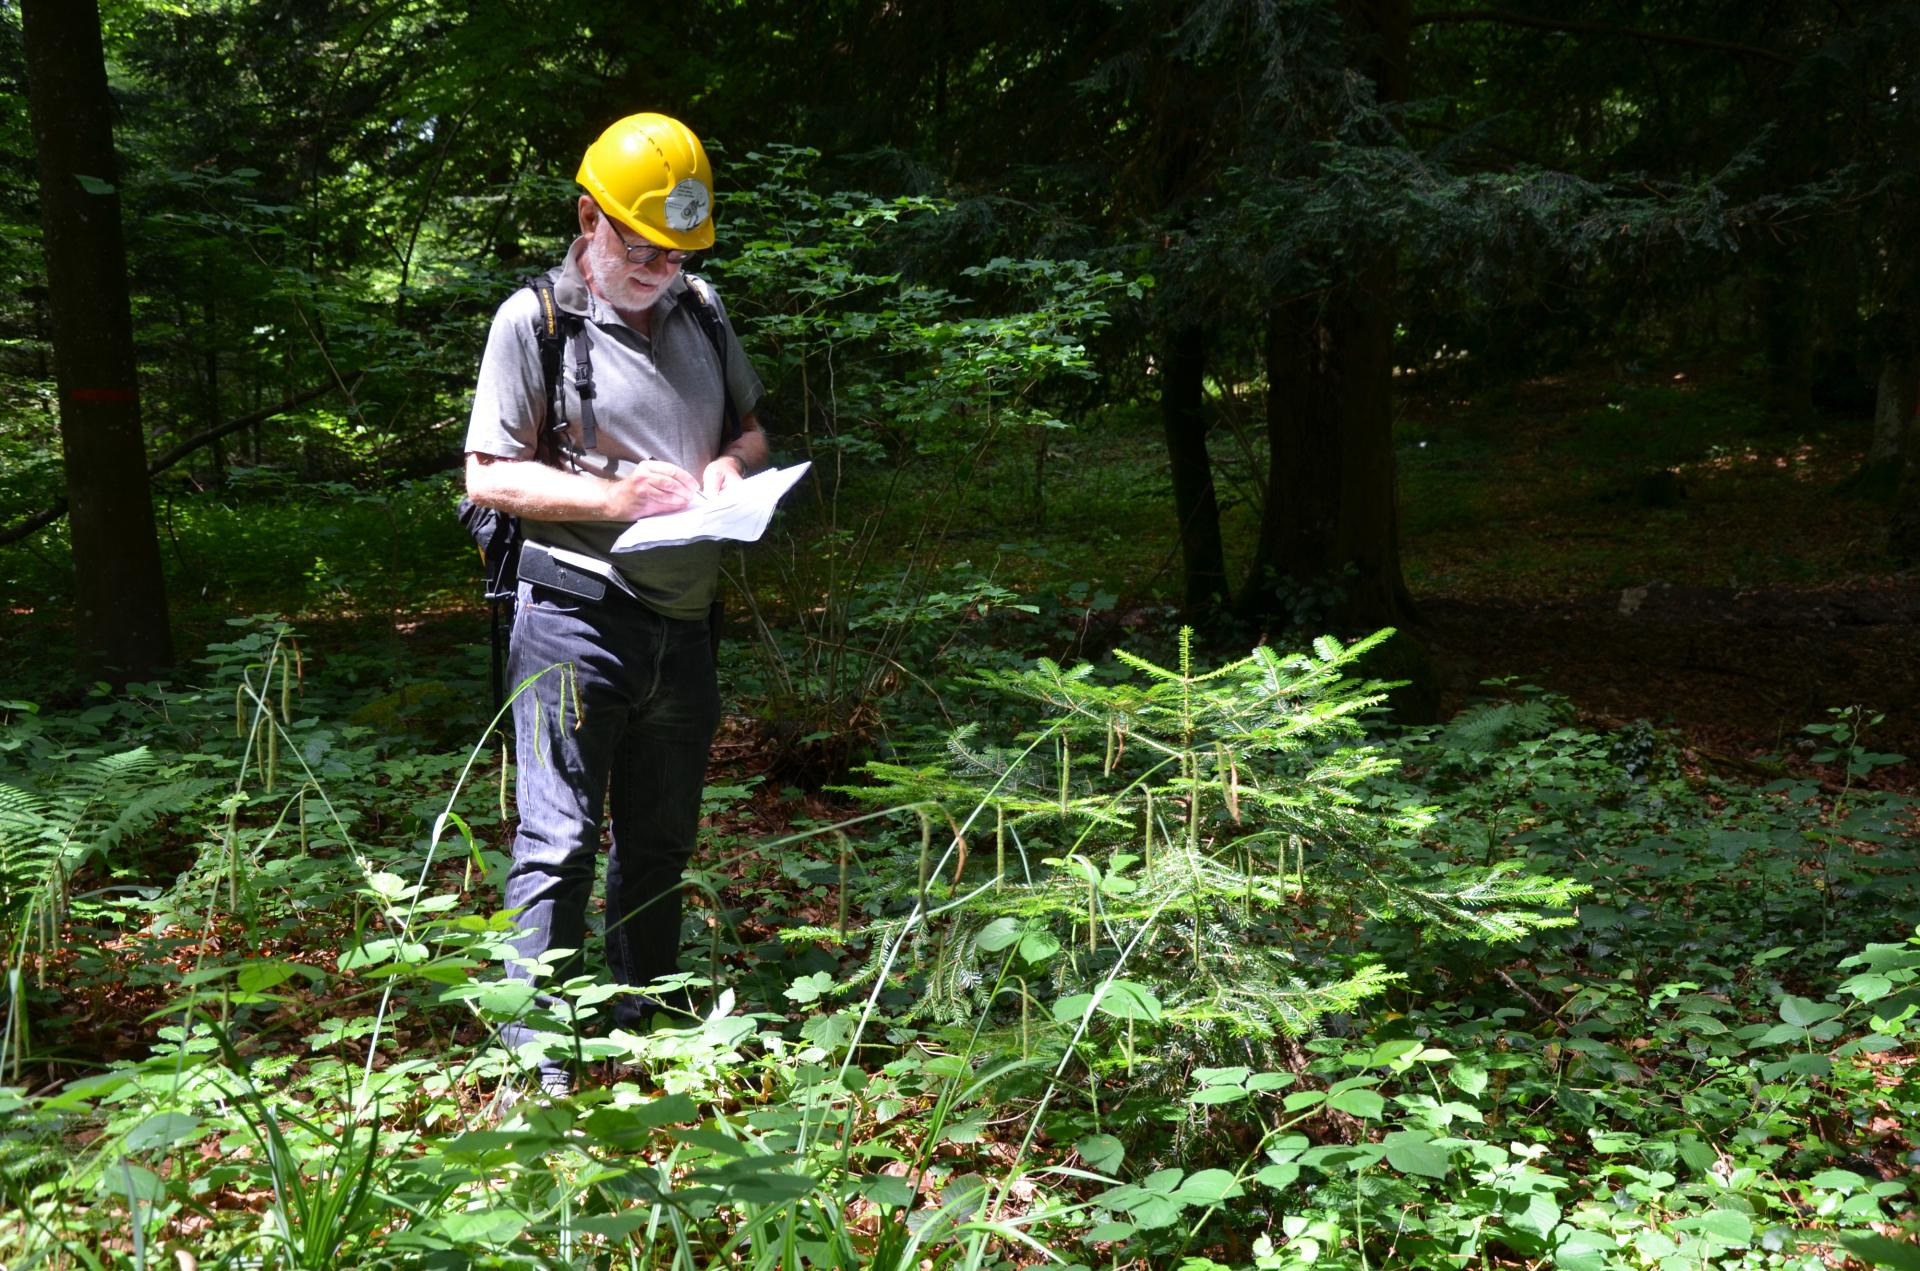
[
  {"x1": 1240, "y1": 0, "x2": 1415, "y2": 635},
  {"x1": 1870, "y1": 347, "x2": 1919, "y2": 468},
  {"x1": 1162, "y1": 323, "x2": 1229, "y2": 612},
  {"x1": 1247, "y1": 270, "x2": 1414, "y2": 633},
  {"x1": 21, "y1": 0, "x2": 173, "y2": 680},
  {"x1": 1892, "y1": 409, "x2": 1920, "y2": 562},
  {"x1": 1760, "y1": 250, "x2": 1813, "y2": 430}
]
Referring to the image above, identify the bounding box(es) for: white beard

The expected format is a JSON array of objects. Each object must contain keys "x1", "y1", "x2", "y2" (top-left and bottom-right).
[{"x1": 585, "y1": 233, "x2": 672, "y2": 316}]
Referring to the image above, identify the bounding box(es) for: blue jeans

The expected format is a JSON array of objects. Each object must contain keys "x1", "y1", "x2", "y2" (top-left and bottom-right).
[{"x1": 499, "y1": 579, "x2": 720, "y2": 1050}]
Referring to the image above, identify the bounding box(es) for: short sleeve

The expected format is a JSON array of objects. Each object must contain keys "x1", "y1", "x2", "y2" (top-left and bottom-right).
[
  {"x1": 464, "y1": 289, "x2": 547, "y2": 459},
  {"x1": 697, "y1": 282, "x2": 766, "y2": 419}
]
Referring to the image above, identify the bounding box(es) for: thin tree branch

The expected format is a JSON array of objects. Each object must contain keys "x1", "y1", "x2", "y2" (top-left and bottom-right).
[
  {"x1": 0, "y1": 503, "x2": 69, "y2": 549},
  {"x1": 0, "y1": 380, "x2": 348, "y2": 547},
  {"x1": 143, "y1": 380, "x2": 345, "y2": 474},
  {"x1": 1413, "y1": 9, "x2": 1797, "y2": 67}
]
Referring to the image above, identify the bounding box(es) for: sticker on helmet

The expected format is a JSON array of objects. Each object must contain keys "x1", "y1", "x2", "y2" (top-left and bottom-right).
[{"x1": 664, "y1": 179, "x2": 711, "y2": 231}]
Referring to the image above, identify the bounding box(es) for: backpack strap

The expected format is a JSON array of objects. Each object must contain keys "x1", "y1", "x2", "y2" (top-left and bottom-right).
[
  {"x1": 680, "y1": 275, "x2": 743, "y2": 447},
  {"x1": 526, "y1": 275, "x2": 597, "y2": 456},
  {"x1": 568, "y1": 322, "x2": 599, "y2": 452}
]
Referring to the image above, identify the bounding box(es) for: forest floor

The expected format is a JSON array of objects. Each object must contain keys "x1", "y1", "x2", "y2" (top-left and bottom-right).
[
  {"x1": 5, "y1": 361, "x2": 1919, "y2": 1268},
  {"x1": 1393, "y1": 363, "x2": 1918, "y2": 782}
]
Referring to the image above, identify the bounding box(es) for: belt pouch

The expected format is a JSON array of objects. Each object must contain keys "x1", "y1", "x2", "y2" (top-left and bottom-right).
[{"x1": 518, "y1": 542, "x2": 609, "y2": 602}]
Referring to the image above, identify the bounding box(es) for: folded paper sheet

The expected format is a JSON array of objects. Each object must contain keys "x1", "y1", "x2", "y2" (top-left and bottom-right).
[{"x1": 611, "y1": 461, "x2": 811, "y2": 552}]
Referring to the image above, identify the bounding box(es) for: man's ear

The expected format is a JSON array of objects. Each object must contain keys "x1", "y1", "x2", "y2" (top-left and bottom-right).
[{"x1": 577, "y1": 195, "x2": 599, "y2": 236}]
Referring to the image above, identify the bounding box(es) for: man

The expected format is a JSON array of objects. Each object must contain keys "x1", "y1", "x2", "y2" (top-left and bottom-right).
[{"x1": 464, "y1": 113, "x2": 767, "y2": 1093}]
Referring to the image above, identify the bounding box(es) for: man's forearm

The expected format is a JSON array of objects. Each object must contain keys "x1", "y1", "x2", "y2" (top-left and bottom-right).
[
  {"x1": 720, "y1": 413, "x2": 769, "y2": 475},
  {"x1": 466, "y1": 453, "x2": 624, "y2": 522}
]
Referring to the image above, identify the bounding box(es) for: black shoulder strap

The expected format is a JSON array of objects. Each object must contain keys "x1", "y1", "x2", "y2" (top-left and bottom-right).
[
  {"x1": 681, "y1": 276, "x2": 743, "y2": 446},
  {"x1": 525, "y1": 275, "x2": 596, "y2": 454}
]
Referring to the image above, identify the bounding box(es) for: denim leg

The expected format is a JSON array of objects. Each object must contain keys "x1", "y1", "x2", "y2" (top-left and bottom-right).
[
  {"x1": 604, "y1": 615, "x2": 721, "y2": 1028},
  {"x1": 499, "y1": 582, "x2": 718, "y2": 1049},
  {"x1": 500, "y1": 586, "x2": 627, "y2": 998}
]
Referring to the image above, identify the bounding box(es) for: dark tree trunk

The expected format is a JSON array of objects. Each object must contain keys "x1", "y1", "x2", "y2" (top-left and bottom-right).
[
  {"x1": 1240, "y1": 0, "x2": 1415, "y2": 635},
  {"x1": 1162, "y1": 323, "x2": 1228, "y2": 612},
  {"x1": 1867, "y1": 247, "x2": 1919, "y2": 470},
  {"x1": 1247, "y1": 267, "x2": 1414, "y2": 632},
  {"x1": 1760, "y1": 249, "x2": 1814, "y2": 429},
  {"x1": 22, "y1": 0, "x2": 173, "y2": 680},
  {"x1": 1252, "y1": 295, "x2": 1339, "y2": 590},
  {"x1": 1892, "y1": 409, "x2": 1920, "y2": 562},
  {"x1": 1871, "y1": 345, "x2": 1918, "y2": 469},
  {"x1": 1889, "y1": 428, "x2": 1920, "y2": 564}
]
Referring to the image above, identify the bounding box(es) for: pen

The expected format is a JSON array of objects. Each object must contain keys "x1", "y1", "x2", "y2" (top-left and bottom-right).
[{"x1": 642, "y1": 454, "x2": 709, "y2": 501}]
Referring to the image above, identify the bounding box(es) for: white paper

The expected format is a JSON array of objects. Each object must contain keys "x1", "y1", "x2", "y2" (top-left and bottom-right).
[{"x1": 610, "y1": 461, "x2": 811, "y2": 552}]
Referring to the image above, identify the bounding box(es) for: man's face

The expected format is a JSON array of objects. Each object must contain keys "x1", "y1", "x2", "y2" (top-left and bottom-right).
[{"x1": 580, "y1": 200, "x2": 682, "y2": 314}]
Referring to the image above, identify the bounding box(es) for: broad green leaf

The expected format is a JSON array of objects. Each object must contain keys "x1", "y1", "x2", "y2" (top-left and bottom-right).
[
  {"x1": 1501, "y1": 1191, "x2": 1560, "y2": 1241},
  {"x1": 1367, "y1": 1039, "x2": 1424, "y2": 1069},
  {"x1": 1448, "y1": 1063, "x2": 1488, "y2": 1096},
  {"x1": 1019, "y1": 931, "x2": 1061, "y2": 963},
  {"x1": 235, "y1": 961, "x2": 300, "y2": 992},
  {"x1": 1121, "y1": 1194, "x2": 1183, "y2": 1229},
  {"x1": 1550, "y1": 1226, "x2": 1620, "y2": 1271},
  {"x1": 572, "y1": 1213, "x2": 654, "y2": 1238},
  {"x1": 436, "y1": 1209, "x2": 529, "y2": 1245},
  {"x1": 673, "y1": 1128, "x2": 750, "y2": 1157},
  {"x1": 1300, "y1": 1144, "x2": 1387, "y2": 1171},
  {"x1": 975, "y1": 917, "x2": 1022, "y2": 952},
  {"x1": 122, "y1": 1112, "x2": 200, "y2": 1153},
  {"x1": 579, "y1": 1093, "x2": 698, "y2": 1148},
  {"x1": 1095, "y1": 980, "x2": 1163, "y2": 1021},
  {"x1": 1786, "y1": 1052, "x2": 1832, "y2": 1078},
  {"x1": 433, "y1": 1129, "x2": 542, "y2": 1160},
  {"x1": 1174, "y1": 1169, "x2": 1243, "y2": 1203},
  {"x1": 1190, "y1": 1085, "x2": 1249, "y2": 1104},
  {"x1": 1673, "y1": 1209, "x2": 1751, "y2": 1248},
  {"x1": 1841, "y1": 972, "x2": 1896, "y2": 1002},
  {"x1": 1810, "y1": 1169, "x2": 1869, "y2": 1191},
  {"x1": 1675, "y1": 1136, "x2": 1718, "y2": 1174},
  {"x1": 1383, "y1": 1130, "x2": 1451, "y2": 1178},
  {"x1": 783, "y1": 970, "x2": 835, "y2": 1003},
  {"x1": 800, "y1": 1010, "x2": 855, "y2": 1050},
  {"x1": 1778, "y1": 995, "x2": 1842, "y2": 1028},
  {"x1": 688, "y1": 1156, "x2": 818, "y2": 1203},
  {"x1": 1326, "y1": 1088, "x2": 1385, "y2": 1119},
  {"x1": 1844, "y1": 1233, "x2": 1920, "y2": 1270},
  {"x1": 102, "y1": 1162, "x2": 164, "y2": 1202},
  {"x1": 1077, "y1": 1133, "x2": 1125, "y2": 1173},
  {"x1": 1254, "y1": 1163, "x2": 1300, "y2": 1190}
]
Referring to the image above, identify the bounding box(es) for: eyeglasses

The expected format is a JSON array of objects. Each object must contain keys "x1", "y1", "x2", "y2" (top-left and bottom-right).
[{"x1": 603, "y1": 213, "x2": 694, "y2": 266}]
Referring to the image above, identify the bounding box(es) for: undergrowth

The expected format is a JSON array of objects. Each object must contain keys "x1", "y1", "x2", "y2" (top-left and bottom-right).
[{"x1": 0, "y1": 620, "x2": 1916, "y2": 1269}]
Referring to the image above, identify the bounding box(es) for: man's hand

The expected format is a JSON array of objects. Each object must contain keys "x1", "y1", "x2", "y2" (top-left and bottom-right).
[
  {"x1": 701, "y1": 454, "x2": 745, "y2": 497},
  {"x1": 606, "y1": 460, "x2": 703, "y2": 519}
]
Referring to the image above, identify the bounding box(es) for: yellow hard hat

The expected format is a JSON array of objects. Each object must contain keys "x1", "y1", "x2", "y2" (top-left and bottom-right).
[{"x1": 576, "y1": 113, "x2": 715, "y2": 251}]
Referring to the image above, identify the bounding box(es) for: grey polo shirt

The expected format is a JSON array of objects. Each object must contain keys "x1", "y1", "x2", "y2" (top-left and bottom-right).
[{"x1": 465, "y1": 238, "x2": 764, "y2": 620}]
